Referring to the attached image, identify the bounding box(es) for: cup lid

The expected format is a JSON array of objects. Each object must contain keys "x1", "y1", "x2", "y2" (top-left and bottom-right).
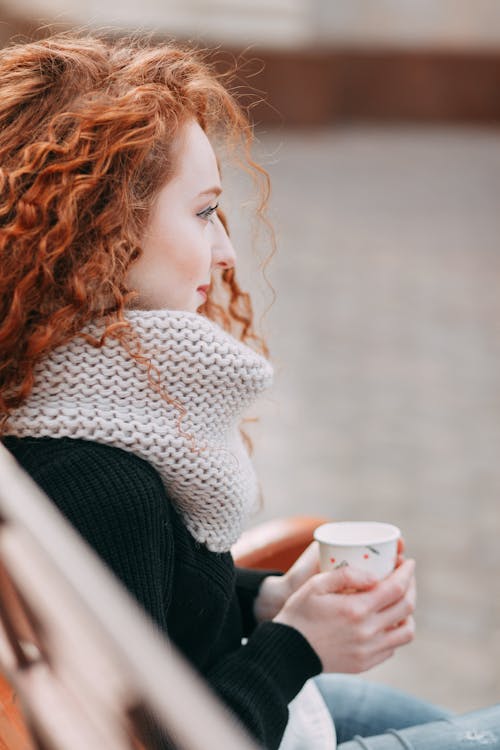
[{"x1": 314, "y1": 521, "x2": 401, "y2": 546}]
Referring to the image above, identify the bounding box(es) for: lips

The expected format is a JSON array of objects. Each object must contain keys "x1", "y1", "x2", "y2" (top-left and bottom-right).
[{"x1": 197, "y1": 285, "x2": 209, "y2": 298}]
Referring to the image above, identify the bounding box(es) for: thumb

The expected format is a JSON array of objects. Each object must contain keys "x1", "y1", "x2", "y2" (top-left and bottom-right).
[
  {"x1": 287, "y1": 541, "x2": 320, "y2": 580},
  {"x1": 316, "y1": 564, "x2": 378, "y2": 594}
]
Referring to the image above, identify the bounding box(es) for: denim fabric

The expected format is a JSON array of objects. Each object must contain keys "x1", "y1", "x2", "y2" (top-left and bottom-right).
[
  {"x1": 314, "y1": 675, "x2": 500, "y2": 749},
  {"x1": 314, "y1": 674, "x2": 452, "y2": 745},
  {"x1": 337, "y1": 706, "x2": 500, "y2": 749}
]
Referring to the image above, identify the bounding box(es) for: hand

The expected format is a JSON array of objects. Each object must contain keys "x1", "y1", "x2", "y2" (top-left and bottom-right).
[
  {"x1": 273, "y1": 558, "x2": 416, "y2": 674},
  {"x1": 253, "y1": 536, "x2": 413, "y2": 624},
  {"x1": 253, "y1": 541, "x2": 321, "y2": 623}
]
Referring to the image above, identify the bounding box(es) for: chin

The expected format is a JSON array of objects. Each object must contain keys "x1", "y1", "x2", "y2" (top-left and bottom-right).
[{"x1": 195, "y1": 297, "x2": 207, "y2": 314}]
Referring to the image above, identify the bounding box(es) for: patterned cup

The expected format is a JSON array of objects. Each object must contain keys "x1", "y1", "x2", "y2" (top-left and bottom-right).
[{"x1": 314, "y1": 521, "x2": 401, "y2": 580}]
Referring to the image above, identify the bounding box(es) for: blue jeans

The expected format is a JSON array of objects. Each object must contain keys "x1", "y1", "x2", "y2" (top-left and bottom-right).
[{"x1": 314, "y1": 674, "x2": 500, "y2": 749}]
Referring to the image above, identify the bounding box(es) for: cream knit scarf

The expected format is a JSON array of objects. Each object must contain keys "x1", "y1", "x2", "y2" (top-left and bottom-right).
[{"x1": 6, "y1": 309, "x2": 274, "y2": 552}]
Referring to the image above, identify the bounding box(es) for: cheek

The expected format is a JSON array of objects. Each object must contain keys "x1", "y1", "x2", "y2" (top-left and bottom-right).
[
  {"x1": 144, "y1": 210, "x2": 211, "y2": 280},
  {"x1": 166, "y1": 229, "x2": 208, "y2": 274},
  {"x1": 179, "y1": 226, "x2": 212, "y2": 275}
]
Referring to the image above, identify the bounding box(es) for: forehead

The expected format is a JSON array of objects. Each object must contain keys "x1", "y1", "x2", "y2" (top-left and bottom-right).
[{"x1": 171, "y1": 119, "x2": 221, "y2": 190}]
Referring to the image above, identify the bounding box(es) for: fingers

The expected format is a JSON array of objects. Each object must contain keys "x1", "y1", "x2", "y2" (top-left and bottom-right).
[
  {"x1": 288, "y1": 541, "x2": 320, "y2": 577},
  {"x1": 395, "y1": 536, "x2": 405, "y2": 568},
  {"x1": 352, "y1": 629, "x2": 409, "y2": 671},
  {"x1": 315, "y1": 565, "x2": 378, "y2": 595},
  {"x1": 342, "y1": 613, "x2": 416, "y2": 673},
  {"x1": 362, "y1": 559, "x2": 415, "y2": 613},
  {"x1": 361, "y1": 616, "x2": 415, "y2": 668},
  {"x1": 374, "y1": 589, "x2": 415, "y2": 632},
  {"x1": 382, "y1": 615, "x2": 416, "y2": 649},
  {"x1": 286, "y1": 541, "x2": 322, "y2": 593},
  {"x1": 407, "y1": 575, "x2": 417, "y2": 610},
  {"x1": 362, "y1": 619, "x2": 414, "y2": 671}
]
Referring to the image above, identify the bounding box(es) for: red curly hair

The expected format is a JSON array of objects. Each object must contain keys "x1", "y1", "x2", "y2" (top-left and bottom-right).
[{"x1": 0, "y1": 33, "x2": 274, "y2": 438}]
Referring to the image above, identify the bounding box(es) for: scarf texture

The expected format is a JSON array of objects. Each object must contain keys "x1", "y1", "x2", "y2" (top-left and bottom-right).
[{"x1": 6, "y1": 309, "x2": 274, "y2": 552}]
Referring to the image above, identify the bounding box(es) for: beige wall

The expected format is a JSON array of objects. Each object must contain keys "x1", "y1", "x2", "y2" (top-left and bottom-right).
[
  {"x1": 6, "y1": 0, "x2": 500, "y2": 50},
  {"x1": 314, "y1": 0, "x2": 500, "y2": 50}
]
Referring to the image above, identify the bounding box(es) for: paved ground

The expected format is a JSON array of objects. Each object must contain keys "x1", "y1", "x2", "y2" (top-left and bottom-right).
[{"x1": 224, "y1": 125, "x2": 500, "y2": 714}]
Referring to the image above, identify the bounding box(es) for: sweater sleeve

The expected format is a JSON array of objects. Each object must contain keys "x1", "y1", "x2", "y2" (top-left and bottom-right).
[
  {"x1": 206, "y1": 620, "x2": 322, "y2": 749},
  {"x1": 234, "y1": 567, "x2": 283, "y2": 636},
  {"x1": 31, "y1": 443, "x2": 322, "y2": 750}
]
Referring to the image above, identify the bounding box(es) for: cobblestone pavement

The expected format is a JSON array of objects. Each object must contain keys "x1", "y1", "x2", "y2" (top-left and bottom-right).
[{"x1": 224, "y1": 125, "x2": 500, "y2": 714}]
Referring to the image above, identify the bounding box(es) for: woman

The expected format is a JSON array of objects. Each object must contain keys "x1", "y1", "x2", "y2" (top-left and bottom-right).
[{"x1": 0, "y1": 33, "x2": 498, "y2": 750}]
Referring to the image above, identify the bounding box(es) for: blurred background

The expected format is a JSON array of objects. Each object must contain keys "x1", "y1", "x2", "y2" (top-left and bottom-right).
[{"x1": 2, "y1": 0, "x2": 499, "y2": 719}]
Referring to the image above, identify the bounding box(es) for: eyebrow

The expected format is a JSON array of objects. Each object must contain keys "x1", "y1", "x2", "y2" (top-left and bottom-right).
[{"x1": 197, "y1": 186, "x2": 222, "y2": 198}]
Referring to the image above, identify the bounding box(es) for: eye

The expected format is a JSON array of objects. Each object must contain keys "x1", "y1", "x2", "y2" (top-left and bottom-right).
[{"x1": 196, "y1": 201, "x2": 219, "y2": 222}]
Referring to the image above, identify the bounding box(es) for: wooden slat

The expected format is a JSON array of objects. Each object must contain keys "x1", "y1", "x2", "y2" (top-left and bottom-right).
[{"x1": 0, "y1": 444, "x2": 261, "y2": 750}]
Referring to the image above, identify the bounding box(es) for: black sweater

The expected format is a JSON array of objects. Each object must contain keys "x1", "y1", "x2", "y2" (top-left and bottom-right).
[{"x1": 3, "y1": 436, "x2": 322, "y2": 749}]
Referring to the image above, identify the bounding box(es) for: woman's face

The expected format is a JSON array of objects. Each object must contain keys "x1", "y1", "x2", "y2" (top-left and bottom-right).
[{"x1": 127, "y1": 119, "x2": 236, "y2": 312}]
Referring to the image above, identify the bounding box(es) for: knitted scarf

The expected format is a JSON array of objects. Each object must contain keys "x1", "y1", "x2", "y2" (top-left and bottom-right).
[{"x1": 6, "y1": 309, "x2": 274, "y2": 552}]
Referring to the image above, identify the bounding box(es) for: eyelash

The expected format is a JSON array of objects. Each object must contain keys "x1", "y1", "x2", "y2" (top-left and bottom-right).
[{"x1": 196, "y1": 201, "x2": 219, "y2": 222}]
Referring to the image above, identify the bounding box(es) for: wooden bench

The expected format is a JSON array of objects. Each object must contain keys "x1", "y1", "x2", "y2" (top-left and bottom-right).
[{"x1": 0, "y1": 443, "x2": 324, "y2": 749}]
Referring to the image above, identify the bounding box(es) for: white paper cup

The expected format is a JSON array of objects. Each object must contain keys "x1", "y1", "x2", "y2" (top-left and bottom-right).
[{"x1": 314, "y1": 521, "x2": 401, "y2": 580}]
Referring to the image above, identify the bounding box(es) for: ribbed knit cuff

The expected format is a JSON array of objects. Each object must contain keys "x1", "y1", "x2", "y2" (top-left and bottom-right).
[
  {"x1": 206, "y1": 619, "x2": 323, "y2": 748},
  {"x1": 243, "y1": 620, "x2": 322, "y2": 705}
]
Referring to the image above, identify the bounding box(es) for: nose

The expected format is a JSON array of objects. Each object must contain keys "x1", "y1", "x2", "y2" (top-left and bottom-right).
[{"x1": 211, "y1": 215, "x2": 236, "y2": 271}]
